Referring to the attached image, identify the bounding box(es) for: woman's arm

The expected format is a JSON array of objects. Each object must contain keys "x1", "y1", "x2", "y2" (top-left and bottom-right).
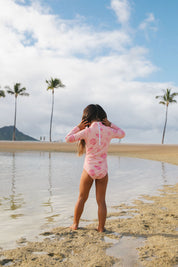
[
  {"x1": 110, "y1": 123, "x2": 125, "y2": 139},
  {"x1": 102, "y1": 118, "x2": 125, "y2": 139},
  {"x1": 65, "y1": 120, "x2": 89, "y2": 143},
  {"x1": 65, "y1": 126, "x2": 80, "y2": 143}
]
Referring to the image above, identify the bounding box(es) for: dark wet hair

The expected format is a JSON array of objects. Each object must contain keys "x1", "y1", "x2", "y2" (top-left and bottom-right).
[
  {"x1": 82, "y1": 104, "x2": 107, "y2": 123},
  {"x1": 78, "y1": 104, "x2": 107, "y2": 156}
]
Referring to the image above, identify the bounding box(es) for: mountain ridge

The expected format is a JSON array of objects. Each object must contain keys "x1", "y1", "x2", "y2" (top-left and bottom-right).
[{"x1": 0, "y1": 126, "x2": 38, "y2": 141}]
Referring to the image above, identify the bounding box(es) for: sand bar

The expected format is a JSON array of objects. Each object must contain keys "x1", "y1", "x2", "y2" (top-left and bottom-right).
[
  {"x1": 1, "y1": 141, "x2": 178, "y2": 165},
  {"x1": 0, "y1": 142, "x2": 178, "y2": 266}
]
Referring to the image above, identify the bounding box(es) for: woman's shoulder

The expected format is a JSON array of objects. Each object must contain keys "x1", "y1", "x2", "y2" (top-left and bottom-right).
[{"x1": 101, "y1": 123, "x2": 111, "y2": 131}]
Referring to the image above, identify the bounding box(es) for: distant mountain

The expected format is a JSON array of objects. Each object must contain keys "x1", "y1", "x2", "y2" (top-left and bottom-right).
[{"x1": 0, "y1": 126, "x2": 38, "y2": 141}]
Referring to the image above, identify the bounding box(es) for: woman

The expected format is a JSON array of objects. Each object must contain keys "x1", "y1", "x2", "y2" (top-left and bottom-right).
[{"x1": 65, "y1": 104, "x2": 125, "y2": 232}]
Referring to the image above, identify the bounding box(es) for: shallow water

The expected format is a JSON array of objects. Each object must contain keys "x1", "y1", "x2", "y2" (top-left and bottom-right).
[
  {"x1": 0, "y1": 152, "x2": 177, "y2": 250},
  {"x1": 106, "y1": 236, "x2": 145, "y2": 267}
]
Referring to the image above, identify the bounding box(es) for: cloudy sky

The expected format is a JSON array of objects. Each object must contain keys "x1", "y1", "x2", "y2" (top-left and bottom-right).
[{"x1": 0, "y1": 0, "x2": 178, "y2": 143}]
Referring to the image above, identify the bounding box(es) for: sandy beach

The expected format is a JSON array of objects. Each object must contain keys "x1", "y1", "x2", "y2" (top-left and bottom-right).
[
  {"x1": 1, "y1": 141, "x2": 178, "y2": 166},
  {"x1": 0, "y1": 142, "x2": 178, "y2": 266}
]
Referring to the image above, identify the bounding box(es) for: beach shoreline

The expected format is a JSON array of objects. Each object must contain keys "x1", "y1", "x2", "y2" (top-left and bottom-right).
[
  {"x1": 0, "y1": 142, "x2": 178, "y2": 266},
  {"x1": 1, "y1": 141, "x2": 178, "y2": 165}
]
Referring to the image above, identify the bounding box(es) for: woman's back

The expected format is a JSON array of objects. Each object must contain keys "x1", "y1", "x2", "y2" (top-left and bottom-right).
[
  {"x1": 66, "y1": 120, "x2": 125, "y2": 179},
  {"x1": 85, "y1": 121, "x2": 113, "y2": 156}
]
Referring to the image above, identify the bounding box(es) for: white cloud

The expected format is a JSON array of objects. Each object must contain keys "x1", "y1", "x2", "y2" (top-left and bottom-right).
[
  {"x1": 0, "y1": 0, "x2": 177, "y2": 144},
  {"x1": 0, "y1": 0, "x2": 131, "y2": 57},
  {"x1": 139, "y1": 13, "x2": 156, "y2": 30},
  {"x1": 139, "y1": 13, "x2": 158, "y2": 40},
  {"x1": 15, "y1": 0, "x2": 25, "y2": 3},
  {"x1": 110, "y1": 0, "x2": 131, "y2": 25}
]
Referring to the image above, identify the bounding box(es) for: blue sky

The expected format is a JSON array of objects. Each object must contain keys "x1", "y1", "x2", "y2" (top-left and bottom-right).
[
  {"x1": 132, "y1": 0, "x2": 178, "y2": 84},
  {"x1": 49, "y1": 0, "x2": 178, "y2": 84},
  {"x1": 0, "y1": 0, "x2": 178, "y2": 143},
  {"x1": 16, "y1": 0, "x2": 178, "y2": 84}
]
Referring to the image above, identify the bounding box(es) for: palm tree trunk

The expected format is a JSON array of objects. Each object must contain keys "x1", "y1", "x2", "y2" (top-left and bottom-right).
[
  {"x1": 13, "y1": 96, "x2": 17, "y2": 141},
  {"x1": 49, "y1": 90, "x2": 54, "y2": 142},
  {"x1": 162, "y1": 105, "x2": 168, "y2": 144}
]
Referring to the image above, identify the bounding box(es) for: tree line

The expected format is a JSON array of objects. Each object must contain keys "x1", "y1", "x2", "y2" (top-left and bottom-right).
[
  {"x1": 0, "y1": 82, "x2": 178, "y2": 144},
  {"x1": 0, "y1": 78, "x2": 65, "y2": 142}
]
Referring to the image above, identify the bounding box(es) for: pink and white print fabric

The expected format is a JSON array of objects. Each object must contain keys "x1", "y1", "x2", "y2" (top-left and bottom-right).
[{"x1": 65, "y1": 122, "x2": 125, "y2": 179}]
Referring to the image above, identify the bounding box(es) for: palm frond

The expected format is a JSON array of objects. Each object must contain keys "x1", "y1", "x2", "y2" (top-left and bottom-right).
[
  {"x1": 5, "y1": 86, "x2": 14, "y2": 94},
  {"x1": 20, "y1": 92, "x2": 29, "y2": 96},
  {"x1": 6, "y1": 83, "x2": 29, "y2": 97},
  {"x1": 7, "y1": 89, "x2": 15, "y2": 95},
  {"x1": 47, "y1": 86, "x2": 53, "y2": 90},
  {"x1": 169, "y1": 99, "x2": 177, "y2": 104},
  {"x1": 18, "y1": 87, "x2": 27, "y2": 94},
  {"x1": 14, "y1": 83, "x2": 21, "y2": 93},
  {"x1": 0, "y1": 90, "x2": 5, "y2": 97},
  {"x1": 46, "y1": 77, "x2": 65, "y2": 91},
  {"x1": 159, "y1": 101, "x2": 166, "y2": 105},
  {"x1": 163, "y1": 95, "x2": 167, "y2": 101},
  {"x1": 156, "y1": 88, "x2": 178, "y2": 106},
  {"x1": 171, "y1": 92, "x2": 178, "y2": 97}
]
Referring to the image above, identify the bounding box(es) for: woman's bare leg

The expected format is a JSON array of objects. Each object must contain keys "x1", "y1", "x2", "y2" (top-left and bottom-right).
[
  {"x1": 95, "y1": 174, "x2": 108, "y2": 232},
  {"x1": 70, "y1": 169, "x2": 93, "y2": 230}
]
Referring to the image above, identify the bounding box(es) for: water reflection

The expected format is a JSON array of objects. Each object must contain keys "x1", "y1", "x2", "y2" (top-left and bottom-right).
[
  {"x1": 48, "y1": 152, "x2": 53, "y2": 212},
  {"x1": 161, "y1": 162, "x2": 167, "y2": 183},
  {"x1": 42, "y1": 153, "x2": 54, "y2": 218},
  {"x1": 0, "y1": 152, "x2": 177, "y2": 250},
  {"x1": 3, "y1": 153, "x2": 25, "y2": 218}
]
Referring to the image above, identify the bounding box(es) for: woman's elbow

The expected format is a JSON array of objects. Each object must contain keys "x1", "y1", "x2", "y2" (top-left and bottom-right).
[
  {"x1": 65, "y1": 137, "x2": 69, "y2": 143},
  {"x1": 120, "y1": 130, "x2": 126, "y2": 139},
  {"x1": 65, "y1": 135, "x2": 75, "y2": 143}
]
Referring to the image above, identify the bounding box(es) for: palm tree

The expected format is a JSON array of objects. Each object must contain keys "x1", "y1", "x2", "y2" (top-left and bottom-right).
[
  {"x1": 5, "y1": 83, "x2": 29, "y2": 141},
  {"x1": 0, "y1": 89, "x2": 5, "y2": 98},
  {"x1": 156, "y1": 88, "x2": 178, "y2": 144},
  {"x1": 46, "y1": 78, "x2": 65, "y2": 142}
]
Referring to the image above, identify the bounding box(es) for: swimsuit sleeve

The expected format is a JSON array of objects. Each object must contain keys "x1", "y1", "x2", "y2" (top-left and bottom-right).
[
  {"x1": 110, "y1": 123, "x2": 125, "y2": 139},
  {"x1": 65, "y1": 126, "x2": 87, "y2": 143}
]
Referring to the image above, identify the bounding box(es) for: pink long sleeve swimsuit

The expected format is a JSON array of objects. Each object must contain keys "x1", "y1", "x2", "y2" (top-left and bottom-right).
[{"x1": 65, "y1": 122, "x2": 125, "y2": 180}]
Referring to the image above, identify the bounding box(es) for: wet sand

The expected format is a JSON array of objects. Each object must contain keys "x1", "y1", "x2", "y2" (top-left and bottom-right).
[
  {"x1": 0, "y1": 142, "x2": 178, "y2": 266},
  {"x1": 1, "y1": 141, "x2": 178, "y2": 165}
]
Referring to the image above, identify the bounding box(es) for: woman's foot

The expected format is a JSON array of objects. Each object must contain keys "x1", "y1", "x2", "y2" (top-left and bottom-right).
[
  {"x1": 70, "y1": 224, "x2": 78, "y2": 230},
  {"x1": 97, "y1": 227, "x2": 106, "y2": 233}
]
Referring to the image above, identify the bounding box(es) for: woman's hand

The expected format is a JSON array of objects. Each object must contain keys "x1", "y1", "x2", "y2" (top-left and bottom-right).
[
  {"x1": 102, "y1": 118, "x2": 111, "y2": 127},
  {"x1": 78, "y1": 119, "x2": 90, "y2": 130}
]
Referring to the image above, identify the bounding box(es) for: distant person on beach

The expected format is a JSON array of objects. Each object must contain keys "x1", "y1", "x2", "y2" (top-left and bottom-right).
[{"x1": 65, "y1": 104, "x2": 125, "y2": 232}]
